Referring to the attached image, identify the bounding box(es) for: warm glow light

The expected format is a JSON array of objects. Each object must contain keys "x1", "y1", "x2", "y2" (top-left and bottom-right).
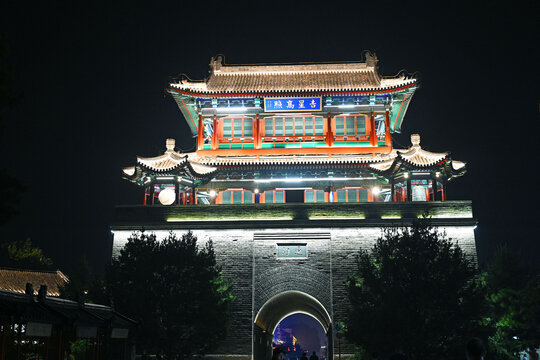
[
  {"x1": 403, "y1": 173, "x2": 409, "y2": 178},
  {"x1": 209, "y1": 190, "x2": 217, "y2": 197},
  {"x1": 158, "y1": 189, "x2": 176, "y2": 205},
  {"x1": 436, "y1": 172, "x2": 441, "y2": 177},
  {"x1": 254, "y1": 188, "x2": 260, "y2": 194},
  {"x1": 372, "y1": 186, "x2": 380, "y2": 195}
]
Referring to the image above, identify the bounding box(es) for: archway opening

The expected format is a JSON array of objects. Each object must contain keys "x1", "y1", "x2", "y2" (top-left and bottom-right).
[
  {"x1": 273, "y1": 313, "x2": 328, "y2": 360},
  {"x1": 253, "y1": 291, "x2": 332, "y2": 360}
]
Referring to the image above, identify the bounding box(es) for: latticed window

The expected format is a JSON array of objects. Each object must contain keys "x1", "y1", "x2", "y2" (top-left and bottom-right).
[
  {"x1": 294, "y1": 117, "x2": 303, "y2": 135},
  {"x1": 305, "y1": 190, "x2": 325, "y2": 203},
  {"x1": 221, "y1": 117, "x2": 253, "y2": 137},
  {"x1": 263, "y1": 116, "x2": 325, "y2": 137},
  {"x1": 263, "y1": 190, "x2": 285, "y2": 203},
  {"x1": 336, "y1": 189, "x2": 369, "y2": 202},
  {"x1": 220, "y1": 190, "x2": 253, "y2": 204},
  {"x1": 243, "y1": 191, "x2": 253, "y2": 204},
  {"x1": 334, "y1": 115, "x2": 366, "y2": 136},
  {"x1": 314, "y1": 117, "x2": 324, "y2": 135},
  {"x1": 263, "y1": 191, "x2": 273, "y2": 203}
]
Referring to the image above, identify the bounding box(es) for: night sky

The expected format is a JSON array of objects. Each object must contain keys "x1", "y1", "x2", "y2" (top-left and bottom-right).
[{"x1": 0, "y1": 2, "x2": 538, "y2": 273}]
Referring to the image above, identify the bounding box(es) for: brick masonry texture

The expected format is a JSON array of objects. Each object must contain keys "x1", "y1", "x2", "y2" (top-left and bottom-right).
[{"x1": 112, "y1": 225, "x2": 476, "y2": 358}]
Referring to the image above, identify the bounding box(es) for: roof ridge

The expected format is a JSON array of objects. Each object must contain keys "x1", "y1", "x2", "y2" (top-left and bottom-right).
[
  {"x1": 213, "y1": 64, "x2": 374, "y2": 75},
  {"x1": 0, "y1": 267, "x2": 61, "y2": 274}
]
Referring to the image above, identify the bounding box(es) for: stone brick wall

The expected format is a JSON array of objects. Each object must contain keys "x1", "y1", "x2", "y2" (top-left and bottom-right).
[
  {"x1": 329, "y1": 227, "x2": 381, "y2": 355},
  {"x1": 111, "y1": 223, "x2": 477, "y2": 359}
]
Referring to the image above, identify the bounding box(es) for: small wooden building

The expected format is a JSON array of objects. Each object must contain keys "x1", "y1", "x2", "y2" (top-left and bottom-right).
[{"x1": 0, "y1": 287, "x2": 136, "y2": 360}]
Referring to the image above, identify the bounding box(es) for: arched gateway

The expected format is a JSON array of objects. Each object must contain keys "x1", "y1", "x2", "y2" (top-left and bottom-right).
[
  {"x1": 112, "y1": 55, "x2": 477, "y2": 359},
  {"x1": 254, "y1": 291, "x2": 332, "y2": 360}
]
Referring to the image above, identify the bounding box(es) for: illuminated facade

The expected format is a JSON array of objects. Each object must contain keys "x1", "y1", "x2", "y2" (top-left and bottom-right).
[
  {"x1": 113, "y1": 54, "x2": 476, "y2": 360},
  {"x1": 121, "y1": 53, "x2": 466, "y2": 204}
]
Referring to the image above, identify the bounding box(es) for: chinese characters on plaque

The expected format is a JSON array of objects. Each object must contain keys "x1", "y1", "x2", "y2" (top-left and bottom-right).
[
  {"x1": 264, "y1": 97, "x2": 322, "y2": 112},
  {"x1": 277, "y1": 244, "x2": 307, "y2": 258}
]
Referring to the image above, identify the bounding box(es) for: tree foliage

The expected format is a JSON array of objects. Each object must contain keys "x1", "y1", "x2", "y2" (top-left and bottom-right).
[
  {"x1": 346, "y1": 219, "x2": 486, "y2": 360},
  {"x1": 0, "y1": 238, "x2": 53, "y2": 269},
  {"x1": 106, "y1": 231, "x2": 234, "y2": 360},
  {"x1": 485, "y1": 245, "x2": 540, "y2": 359}
]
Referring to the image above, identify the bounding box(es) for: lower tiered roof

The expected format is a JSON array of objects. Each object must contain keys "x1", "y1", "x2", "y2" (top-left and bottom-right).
[{"x1": 122, "y1": 134, "x2": 466, "y2": 185}]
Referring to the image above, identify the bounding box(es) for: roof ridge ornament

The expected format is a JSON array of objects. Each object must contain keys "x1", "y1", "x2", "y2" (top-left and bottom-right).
[
  {"x1": 165, "y1": 138, "x2": 176, "y2": 153},
  {"x1": 411, "y1": 134, "x2": 421, "y2": 148},
  {"x1": 210, "y1": 55, "x2": 224, "y2": 74},
  {"x1": 364, "y1": 51, "x2": 378, "y2": 68}
]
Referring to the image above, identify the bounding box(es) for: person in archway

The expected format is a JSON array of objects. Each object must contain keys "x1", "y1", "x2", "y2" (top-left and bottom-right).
[{"x1": 309, "y1": 351, "x2": 318, "y2": 360}]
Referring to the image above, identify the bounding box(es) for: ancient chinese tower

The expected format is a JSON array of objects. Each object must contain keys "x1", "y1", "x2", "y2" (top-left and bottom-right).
[{"x1": 112, "y1": 53, "x2": 476, "y2": 360}]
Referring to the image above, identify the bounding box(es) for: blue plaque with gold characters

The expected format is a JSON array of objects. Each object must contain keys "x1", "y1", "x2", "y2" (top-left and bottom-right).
[{"x1": 264, "y1": 97, "x2": 322, "y2": 112}]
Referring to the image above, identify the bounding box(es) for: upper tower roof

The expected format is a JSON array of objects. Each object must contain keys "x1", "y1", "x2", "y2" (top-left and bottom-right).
[{"x1": 170, "y1": 53, "x2": 416, "y2": 96}]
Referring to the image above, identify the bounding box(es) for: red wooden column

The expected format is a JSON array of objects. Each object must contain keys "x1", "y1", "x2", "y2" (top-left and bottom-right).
[
  {"x1": 384, "y1": 110, "x2": 391, "y2": 147},
  {"x1": 370, "y1": 112, "x2": 377, "y2": 146},
  {"x1": 254, "y1": 114, "x2": 261, "y2": 149},
  {"x1": 442, "y1": 182, "x2": 447, "y2": 201},
  {"x1": 211, "y1": 115, "x2": 218, "y2": 150},
  {"x1": 197, "y1": 114, "x2": 204, "y2": 150},
  {"x1": 326, "y1": 113, "x2": 333, "y2": 147}
]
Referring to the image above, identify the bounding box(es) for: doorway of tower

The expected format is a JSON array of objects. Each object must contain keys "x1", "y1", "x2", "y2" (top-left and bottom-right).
[
  {"x1": 273, "y1": 314, "x2": 328, "y2": 360},
  {"x1": 284, "y1": 189, "x2": 304, "y2": 203},
  {"x1": 253, "y1": 291, "x2": 332, "y2": 360}
]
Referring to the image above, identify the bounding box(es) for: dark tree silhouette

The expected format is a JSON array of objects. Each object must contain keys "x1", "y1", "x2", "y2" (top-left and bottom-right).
[
  {"x1": 106, "y1": 231, "x2": 234, "y2": 359},
  {"x1": 346, "y1": 219, "x2": 487, "y2": 359},
  {"x1": 59, "y1": 257, "x2": 108, "y2": 305}
]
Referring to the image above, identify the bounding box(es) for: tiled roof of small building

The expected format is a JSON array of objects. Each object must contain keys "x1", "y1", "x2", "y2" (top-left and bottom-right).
[
  {"x1": 369, "y1": 134, "x2": 450, "y2": 172},
  {"x1": 0, "y1": 268, "x2": 69, "y2": 296},
  {"x1": 170, "y1": 54, "x2": 416, "y2": 95},
  {"x1": 0, "y1": 289, "x2": 137, "y2": 328}
]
